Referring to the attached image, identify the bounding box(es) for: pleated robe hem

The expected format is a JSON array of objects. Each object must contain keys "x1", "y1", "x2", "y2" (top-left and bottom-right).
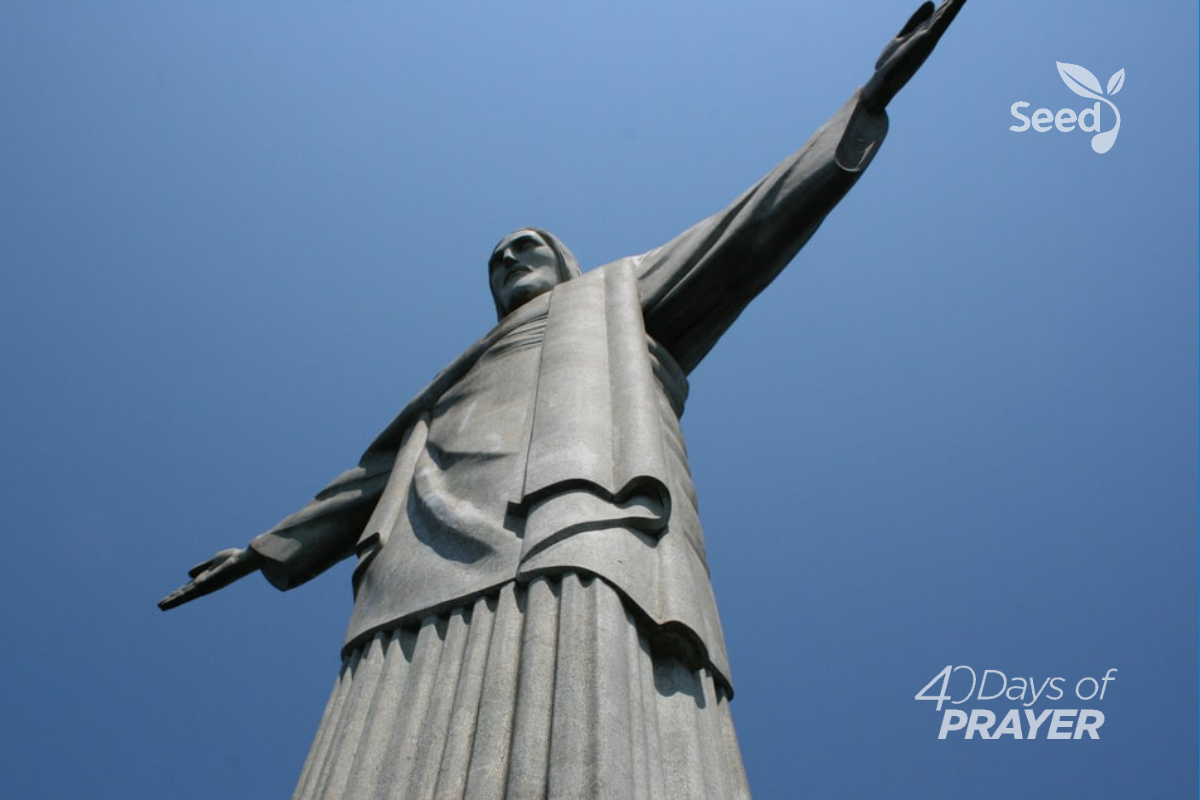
[{"x1": 293, "y1": 572, "x2": 751, "y2": 800}]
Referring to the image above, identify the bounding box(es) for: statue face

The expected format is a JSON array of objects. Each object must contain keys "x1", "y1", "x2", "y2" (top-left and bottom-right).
[{"x1": 489, "y1": 229, "x2": 561, "y2": 315}]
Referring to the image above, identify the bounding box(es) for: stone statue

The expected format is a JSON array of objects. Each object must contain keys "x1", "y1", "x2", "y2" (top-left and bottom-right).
[{"x1": 161, "y1": 3, "x2": 966, "y2": 797}]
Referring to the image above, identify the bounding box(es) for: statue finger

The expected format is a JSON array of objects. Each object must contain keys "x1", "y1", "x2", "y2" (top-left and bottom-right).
[
  {"x1": 158, "y1": 582, "x2": 199, "y2": 611},
  {"x1": 898, "y1": 2, "x2": 935, "y2": 39},
  {"x1": 187, "y1": 560, "x2": 215, "y2": 579},
  {"x1": 187, "y1": 548, "x2": 241, "y2": 578},
  {"x1": 930, "y1": 0, "x2": 966, "y2": 34},
  {"x1": 877, "y1": 1, "x2": 937, "y2": 69}
]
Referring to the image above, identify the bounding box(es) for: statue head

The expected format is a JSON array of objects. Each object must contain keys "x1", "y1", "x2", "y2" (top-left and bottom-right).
[{"x1": 489, "y1": 228, "x2": 581, "y2": 319}]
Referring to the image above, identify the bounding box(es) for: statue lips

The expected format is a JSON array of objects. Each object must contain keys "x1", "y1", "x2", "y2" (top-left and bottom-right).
[{"x1": 502, "y1": 265, "x2": 535, "y2": 287}]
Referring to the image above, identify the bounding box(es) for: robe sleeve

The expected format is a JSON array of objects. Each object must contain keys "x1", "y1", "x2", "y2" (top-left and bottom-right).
[
  {"x1": 248, "y1": 451, "x2": 393, "y2": 590},
  {"x1": 637, "y1": 89, "x2": 888, "y2": 373}
]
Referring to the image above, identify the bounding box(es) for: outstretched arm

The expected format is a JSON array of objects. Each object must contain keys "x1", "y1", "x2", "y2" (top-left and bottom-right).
[
  {"x1": 158, "y1": 453, "x2": 393, "y2": 610},
  {"x1": 637, "y1": 0, "x2": 966, "y2": 373}
]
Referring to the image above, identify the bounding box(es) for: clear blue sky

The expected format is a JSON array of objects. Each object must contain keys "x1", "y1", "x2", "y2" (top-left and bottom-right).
[{"x1": 1, "y1": 2, "x2": 1195, "y2": 798}]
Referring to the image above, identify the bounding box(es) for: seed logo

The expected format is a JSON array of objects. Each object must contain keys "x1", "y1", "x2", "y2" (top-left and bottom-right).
[{"x1": 1010, "y1": 62, "x2": 1125, "y2": 154}]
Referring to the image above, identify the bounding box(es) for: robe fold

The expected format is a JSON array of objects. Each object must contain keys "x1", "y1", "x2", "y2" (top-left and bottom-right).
[{"x1": 247, "y1": 89, "x2": 887, "y2": 797}]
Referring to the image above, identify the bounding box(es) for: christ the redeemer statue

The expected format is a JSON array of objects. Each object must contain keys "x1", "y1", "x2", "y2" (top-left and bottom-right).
[{"x1": 161, "y1": 3, "x2": 966, "y2": 797}]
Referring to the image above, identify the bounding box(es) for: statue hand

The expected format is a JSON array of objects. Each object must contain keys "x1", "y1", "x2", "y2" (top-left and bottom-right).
[
  {"x1": 158, "y1": 547, "x2": 263, "y2": 611},
  {"x1": 862, "y1": 0, "x2": 966, "y2": 112}
]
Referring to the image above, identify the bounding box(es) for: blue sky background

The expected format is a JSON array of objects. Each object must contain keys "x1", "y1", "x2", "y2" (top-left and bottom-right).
[{"x1": 1, "y1": 2, "x2": 1195, "y2": 798}]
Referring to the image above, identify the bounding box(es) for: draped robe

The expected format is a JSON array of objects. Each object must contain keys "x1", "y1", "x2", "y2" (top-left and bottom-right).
[{"x1": 249, "y1": 90, "x2": 888, "y2": 798}]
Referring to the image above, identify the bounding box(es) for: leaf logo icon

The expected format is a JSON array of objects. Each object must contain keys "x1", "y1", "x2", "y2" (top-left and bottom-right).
[
  {"x1": 1057, "y1": 62, "x2": 1103, "y2": 100},
  {"x1": 1107, "y1": 69, "x2": 1125, "y2": 95},
  {"x1": 1055, "y1": 61, "x2": 1124, "y2": 154}
]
